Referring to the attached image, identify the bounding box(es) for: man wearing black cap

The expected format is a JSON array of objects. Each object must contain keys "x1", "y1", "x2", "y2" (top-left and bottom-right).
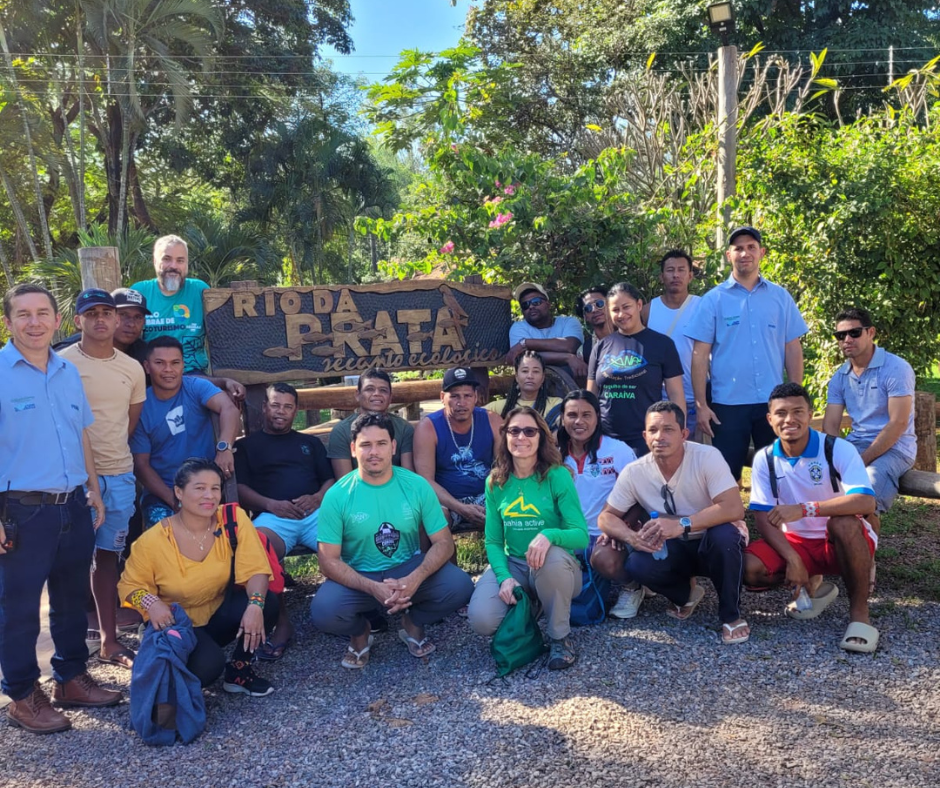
[
  {"x1": 685, "y1": 227, "x2": 808, "y2": 479},
  {"x1": 111, "y1": 287, "x2": 152, "y2": 365},
  {"x1": 60, "y1": 289, "x2": 146, "y2": 669},
  {"x1": 414, "y1": 367, "x2": 502, "y2": 530},
  {"x1": 507, "y1": 282, "x2": 587, "y2": 378}
]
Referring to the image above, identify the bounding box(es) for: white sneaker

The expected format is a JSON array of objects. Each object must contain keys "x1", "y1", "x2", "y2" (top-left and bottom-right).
[{"x1": 610, "y1": 586, "x2": 645, "y2": 619}]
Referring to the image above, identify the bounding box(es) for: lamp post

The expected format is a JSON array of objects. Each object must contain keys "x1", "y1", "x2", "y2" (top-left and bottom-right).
[{"x1": 707, "y1": 1, "x2": 737, "y2": 252}]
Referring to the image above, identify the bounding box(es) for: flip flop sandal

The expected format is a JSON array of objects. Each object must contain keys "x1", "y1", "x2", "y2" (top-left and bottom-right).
[
  {"x1": 341, "y1": 635, "x2": 373, "y2": 669},
  {"x1": 721, "y1": 621, "x2": 750, "y2": 645},
  {"x1": 398, "y1": 629, "x2": 436, "y2": 658},
  {"x1": 786, "y1": 581, "x2": 839, "y2": 620},
  {"x1": 257, "y1": 637, "x2": 291, "y2": 662},
  {"x1": 97, "y1": 648, "x2": 136, "y2": 669},
  {"x1": 666, "y1": 584, "x2": 705, "y2": 621},
  {"x1": 839, "y1": 621, "x2": 879, "y2": 654}
]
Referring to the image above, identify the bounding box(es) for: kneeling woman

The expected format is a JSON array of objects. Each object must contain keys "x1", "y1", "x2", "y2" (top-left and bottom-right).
[
  {"x1": 467, "y1": 407, "x2": 588, "y2": 670},
  {"x1": 119, "y1": 458, "x2": 277, "y2": 696}
]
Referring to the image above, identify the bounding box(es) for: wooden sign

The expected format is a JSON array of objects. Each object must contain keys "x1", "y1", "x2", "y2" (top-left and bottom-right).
[{"x1": 203, "y1": 280, "x2": 512, "y2": 384}]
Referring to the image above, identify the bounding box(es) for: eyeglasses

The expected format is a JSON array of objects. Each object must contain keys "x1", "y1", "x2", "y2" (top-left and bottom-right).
[
  {"x1": 506, "y1": 426, "x2": 539, "y2": 438},
  {"x1": 833, "y1": 327, "x2": 866, "y2": 342},
  {"x1": 520, "y1": 297, "x2": 546, "y2": 311},
  {"x1": 660, "y1": 484, "x2": 677, "y2": 516},
  {"x1": 583, "y1": 299, "x2": 605, "y2": 314}
]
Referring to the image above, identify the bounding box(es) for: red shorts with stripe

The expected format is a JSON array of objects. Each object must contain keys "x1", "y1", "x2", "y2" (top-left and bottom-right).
[{"x1": 745, "y1": 525, "x2": 875, "y2": 578}]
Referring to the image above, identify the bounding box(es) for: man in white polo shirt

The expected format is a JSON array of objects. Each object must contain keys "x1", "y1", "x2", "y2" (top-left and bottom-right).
[{"x1": 744, "y1": 382, "x2": 879, "y2": 653}]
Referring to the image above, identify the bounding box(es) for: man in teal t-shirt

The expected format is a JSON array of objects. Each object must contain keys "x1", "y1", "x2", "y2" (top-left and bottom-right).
[
  {"x1": 310, "y1": 413, "x2": 474, "y2": 669},
  {"x1": 131, "y1": 234, "x2": 209, "y2": 373}
]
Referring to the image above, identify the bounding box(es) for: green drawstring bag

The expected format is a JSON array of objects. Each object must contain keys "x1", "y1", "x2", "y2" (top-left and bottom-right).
[{"x1": 491, "y1": 586, "x2": 547, "y2": 677}]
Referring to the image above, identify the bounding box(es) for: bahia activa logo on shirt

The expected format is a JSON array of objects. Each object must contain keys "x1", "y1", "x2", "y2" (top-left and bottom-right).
[
  {"x1": 503, "y1": 495, "x2": 546, "y2": 528},
  {"x1": 374, "y1": 522, "x2": 401, "y2": 558},
  {"x1": 165, "y1": 406, "x2": 186, "y2": 436}
]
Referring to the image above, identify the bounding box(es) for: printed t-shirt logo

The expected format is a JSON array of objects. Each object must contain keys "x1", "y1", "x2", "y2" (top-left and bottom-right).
[
  {"x1": 808, "y1": 461, "x2": 824, "y2": 485},
  {"x1": 504, "y1": 494, "x2": 541, "y2": 518},
  {"x1": 172, "y1": 304, "x2": 191, "y2": 320},
  {"x1": 599, "y1": 350, "x2": 647, "y2": 377},
  {"x1": 300, "y1": 443, "x2": 311, "y2": 455},
  {"x1": 166, "y1": 405, "x2": 186, "y2": 436},
  {"x1": 374, "y1": 522, "x2": 401, "y2": 558}
]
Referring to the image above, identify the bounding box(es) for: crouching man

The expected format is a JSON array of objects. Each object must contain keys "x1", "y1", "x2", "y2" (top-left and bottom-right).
[
  {"x1": 309, "y1": 414, "x2": 474, "y2": 668},
  {"x1": 744, "y1": 383, "x2": 879, "y2": 653}
]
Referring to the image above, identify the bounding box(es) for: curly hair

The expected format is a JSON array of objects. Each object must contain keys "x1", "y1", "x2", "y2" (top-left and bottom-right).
[
  {"x1": 500, "y1": 350, "x2": 549, "y2": 418},
  {"x1": 489, "y1": 406, "x2": 563, "y2": 489}
]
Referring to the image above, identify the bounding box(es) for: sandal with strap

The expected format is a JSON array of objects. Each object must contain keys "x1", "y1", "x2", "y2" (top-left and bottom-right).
[
  {"x1": 341, "y1": 635, "x2": 373, "y2": 669},
  {"x1": 666, "y1": 583, "x2": 705, "y2": 621},
  {"x1": 398, "y1": 629, "x2": 436, "y2": 658},
  {"x1": 721, "y1": 620, "x2": 750, "y2": 645}
]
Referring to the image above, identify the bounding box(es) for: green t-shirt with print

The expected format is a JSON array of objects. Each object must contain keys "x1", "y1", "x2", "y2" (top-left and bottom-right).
[
  {"x1": 131, "y1": 278, "x2": 209, "y2": 373},
  {"x1": 317, "y1": 466, "x2": 447, "y2": 572},
  {"x1": 484, "y1": 464, "x2": 588, "y2": 583}
]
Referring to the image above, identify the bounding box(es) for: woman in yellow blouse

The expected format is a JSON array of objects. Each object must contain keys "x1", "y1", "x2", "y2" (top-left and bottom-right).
[{"x1": 119, "y1": 458, "x2": 276, "y2": 696}]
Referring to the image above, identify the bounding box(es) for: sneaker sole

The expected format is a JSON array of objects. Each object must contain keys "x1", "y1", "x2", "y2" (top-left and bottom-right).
[
  {"x1": 222, "y1": 681, "x2": 275, "y2": 697},
  {"x1": 609, "y1": 608, "x2": 640, "y2": 619}
]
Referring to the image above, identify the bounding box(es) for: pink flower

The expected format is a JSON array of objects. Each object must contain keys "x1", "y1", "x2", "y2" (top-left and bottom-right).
[
  {"x1": 503, "y1": 184, "x2": 516, "y2": 195},
  {"x1": 484, "y1": 195, "x2": 503, "y2": 206},
  {"x1": 451, "y1": 144, "x2": 459, "y2": 152},
  {"x1": 488, "y1": 211, "x2": 513, "y2": 229},
  {"x1": 439, "y1": 240, "x2": 455, "y2": 254},
  {"x1": 495, "y1": 180, "x2": 502, "y2": 189}
]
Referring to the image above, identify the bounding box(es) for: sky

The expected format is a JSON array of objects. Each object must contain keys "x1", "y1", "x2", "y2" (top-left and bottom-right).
[{"x1": 325, "y1": 0, "x2": 474, "y2": 81}]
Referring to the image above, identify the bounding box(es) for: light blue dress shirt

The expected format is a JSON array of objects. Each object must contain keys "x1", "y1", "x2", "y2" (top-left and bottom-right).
[
  {"x1": 685, "y1": 275, "x2": 807, "y2": 405},
  {"x1": 827, "y1": 345, "x2": 916, "y2": 462},
  {"x1": 0, "y1": 342, "x2": 93, "y2": 493}
]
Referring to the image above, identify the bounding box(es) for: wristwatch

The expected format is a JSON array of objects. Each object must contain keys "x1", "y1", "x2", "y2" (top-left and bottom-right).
[
  {"x1": 679, "y1": 517, "x2": 692, "y2": 541},
  {"x1": 216, "y1": 440, "x2": 231, "y2": 452}
]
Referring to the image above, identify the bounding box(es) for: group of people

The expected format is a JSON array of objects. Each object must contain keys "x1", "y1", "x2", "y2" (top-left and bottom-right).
[{"x1": 0, "y1": 226, "x2": 918, "y2": 738}]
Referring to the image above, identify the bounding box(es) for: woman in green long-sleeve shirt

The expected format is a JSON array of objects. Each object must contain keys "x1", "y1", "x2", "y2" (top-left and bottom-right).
[{"x1": 467, "y1": 406, "x2": 588, "y2": 670}]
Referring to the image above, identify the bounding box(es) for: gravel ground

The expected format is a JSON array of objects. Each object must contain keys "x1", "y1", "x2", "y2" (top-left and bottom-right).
[{"x1": 2, "y1": 579, "x2": 939, "y2": 788}]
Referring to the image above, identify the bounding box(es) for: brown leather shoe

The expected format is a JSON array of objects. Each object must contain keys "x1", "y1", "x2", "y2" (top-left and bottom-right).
[
  {"x1": 52, "y1": 672, "x2": 122, "y2": 708},
  {"x1": 7, "y1": 684, "x2": 72, "y2": 734}
]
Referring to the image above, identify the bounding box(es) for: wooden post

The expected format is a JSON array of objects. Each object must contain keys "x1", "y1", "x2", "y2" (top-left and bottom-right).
[
  {"x1": 243, "y1": 383, "x2": 267, "y2": 436},
  {"x1": 78, "y1": 247, "x2": 121, "y2": 291},
  {"x1": 715, "y1": 44, "x2": 738, "y2": 253},
  {"x1": 914, "y1": 391, "x2": 936, "y2": 472}
]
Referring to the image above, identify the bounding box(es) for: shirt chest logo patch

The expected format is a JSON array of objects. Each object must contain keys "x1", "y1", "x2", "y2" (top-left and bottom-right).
[
  {"x1": 300, "y1": 444, "x2": 311, "y2": 455},
  {"x1": 725, "y1": 315, "x2": 741, "y2": 327},
  {"x1": 12, "y1": 396, "x2": 36, "y2": 412},
  {"x1": 807, "y1": 461, "x2": 824, "y2": 485},
  {"x1": 504, "y1": 494, "x2": 541, "y2": 518},
  {"x1": 165, "y1": 405, "x2": 186, "y2": 436},
  {"x1": 600, "y1": 350, "x2": 647, "y2": 377},
  {"x1": 374, "y1": 522, "x2": 401, "y2": 557}
]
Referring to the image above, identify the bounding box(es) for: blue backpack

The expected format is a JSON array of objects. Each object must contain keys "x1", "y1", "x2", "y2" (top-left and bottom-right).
[{"x1": 569, "y1": 552, "x2": 611, "y2": 626}]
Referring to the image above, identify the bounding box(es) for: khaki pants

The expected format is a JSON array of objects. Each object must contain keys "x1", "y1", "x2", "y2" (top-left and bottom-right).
[{"x1": 467, "y1": 547, "x2": 580, "y2": 640}]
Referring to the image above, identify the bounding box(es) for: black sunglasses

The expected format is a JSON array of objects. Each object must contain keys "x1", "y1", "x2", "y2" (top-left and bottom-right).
[
  {"x1": 506, "y1": 426, "x2": 539, "y2": 438},
  {"x1": 520, "y1": 296, "x2": 546, "y2": 311},
  {"x1": 833, "y1": 327, "x2": 866, "y2": 342},
  {"x1": 660, "y1": 484, "x2": 677, "y2": 516},
  {"x1": 583, "y1": 299, "x2": 605, "y2": 314}
]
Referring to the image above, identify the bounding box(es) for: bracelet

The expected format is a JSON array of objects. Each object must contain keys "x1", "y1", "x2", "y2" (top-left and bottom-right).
[
  {"x1": 248, "y1": 592, "x2": 265, "y2": 610},
  {"x1": 801, "y1": 501, "x2": 820, "y2": 518},
  {"x1": 129, "y1": 589, "x2": 161, "y2": 613}
]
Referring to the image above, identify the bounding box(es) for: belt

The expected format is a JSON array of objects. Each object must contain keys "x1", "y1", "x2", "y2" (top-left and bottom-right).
[{"x1": 2, "y1": 488, "x2": 82, "y2": 506}]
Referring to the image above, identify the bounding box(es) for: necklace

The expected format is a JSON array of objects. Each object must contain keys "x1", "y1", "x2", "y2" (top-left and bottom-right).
[
  {"x1": 176, "y1": 515, "x2": 215, "y2": 552},
  {"x1": 445, "y1": 411, "x2": 474, "y2": 451}
]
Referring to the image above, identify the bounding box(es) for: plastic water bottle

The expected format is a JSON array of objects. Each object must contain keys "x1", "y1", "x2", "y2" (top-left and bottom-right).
[
  {"x1": 649, "y1": 511, "x2": 668, "y2": 561},
  {"x1": 794, "y1": 587, "x2": 813, "y2": 612}
]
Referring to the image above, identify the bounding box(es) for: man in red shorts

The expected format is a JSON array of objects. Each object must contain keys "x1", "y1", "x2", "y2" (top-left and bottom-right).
[{"x1": 743, "y1": 382, "x2": 878, "y2": 653}]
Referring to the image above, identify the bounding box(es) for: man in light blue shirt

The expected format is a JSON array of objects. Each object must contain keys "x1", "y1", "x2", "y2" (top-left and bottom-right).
[
  {"x1": 1, "y1": 283, "x2": 119, "y2": 734},
  {"x1": 822, "y1": 307, "x2": 915, "y2": 534},
  {"x1": 686, "y1": 227, "x2": 808, "y2": 479},
  {"x1": 507, "y1": 282, "x2": 587, "y2": 379}
]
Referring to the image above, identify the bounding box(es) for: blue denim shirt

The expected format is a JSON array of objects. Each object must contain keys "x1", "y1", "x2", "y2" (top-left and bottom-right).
[
  {"x1": 0, "y1": 341, "x2": 93, "y2": 493},
  {"x1": 685, "y1": 275, "x2": 807, "y2": 405}
]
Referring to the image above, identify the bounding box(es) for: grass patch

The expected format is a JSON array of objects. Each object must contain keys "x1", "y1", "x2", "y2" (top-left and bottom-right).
[{"x1": 283, "y1": 553, "x2": 320, "y2": 580}]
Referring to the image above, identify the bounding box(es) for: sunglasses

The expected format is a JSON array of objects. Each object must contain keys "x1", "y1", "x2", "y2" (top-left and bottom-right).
[
  {"x1": 583, "y1": 299, "x2": 605, "y2": 314},
  {"x1": 833, "y1": 327, "x2": 866, "y2": 342},
  {"x1": 660, "y1": 484, "x2": 677, "y2": 516},
  {"x1": 520, "y1": 296, "x2": 546, "y2": 311},
  {"x1": 506, "y1": 426, "x2": 539, "y2": 438}
]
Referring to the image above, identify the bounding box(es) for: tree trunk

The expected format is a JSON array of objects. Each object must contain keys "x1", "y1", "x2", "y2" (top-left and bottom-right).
[
  {"x1": 0, "y1": 163, "x2": 41, "y2": 262},
  {"x1": 370, "y1": 233, "x2": 378, "y2": 273},
  {"x1": 103, "y1": 102, "x2": 123, "y2": 235},
  {"x1": 75, "y1": 0, "x2": 86, "y2": 229},
  {"x1": 127, "y1": 148, "x2": 156, "y2": 231},
  {"x1": 0, "y1": 235, "x2": 14, "y2": 286}
]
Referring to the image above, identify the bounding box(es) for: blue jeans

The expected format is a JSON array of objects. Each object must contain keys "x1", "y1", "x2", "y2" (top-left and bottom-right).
[
  {"x1": 0, "y1": 492, "x2": 96, "y2": 700},
  {"x1": 625, "y1": 522, "x2": 744, "y2": 624},
  {"x1": 711, "y1": 402, "x2": 776, "y2": 481}
]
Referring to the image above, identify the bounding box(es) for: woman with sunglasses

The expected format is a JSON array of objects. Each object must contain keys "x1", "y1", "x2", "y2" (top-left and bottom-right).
[
  {"x1": 467, "y1": 407, "x2": 588, "y2": 670},
  {"x1": 485, "y1": 350, "x2": 563, "y2": 427},
  {"x1": 119, "y1": 458, "x2": 278, "y2": 697},
  {"x1": 576, "y1": 286, "x2": 613, "y2": 365},
  {"x1": 587, "y1": 282, "x2": 685, "y2": 456}
]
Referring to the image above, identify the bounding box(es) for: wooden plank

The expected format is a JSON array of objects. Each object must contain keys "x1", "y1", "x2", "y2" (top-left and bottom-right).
[
  {"x1": 914, "y1": 391, "x2": 937, "y2": 471},
  {"x1": 78, "y1": 247, "x2": 121, "y2": 292},
  {"x1": 899, "y1": 469, "x2": 940, "y2": 498},
  {"x1": 295, "y1": 375, "x2": 514, "y2": 412}
]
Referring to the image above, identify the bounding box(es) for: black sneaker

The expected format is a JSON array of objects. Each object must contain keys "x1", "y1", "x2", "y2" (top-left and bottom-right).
[
  {"x1": 548, "y1": 637, "x2": 576, "y2": 671},
  {"x1": 223, "y1": 659, "x2": 275, "y2": 697}
]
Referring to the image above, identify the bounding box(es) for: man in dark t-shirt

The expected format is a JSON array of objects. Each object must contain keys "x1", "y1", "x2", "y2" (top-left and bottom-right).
[{"x1": 235, "y1": 382, "x2": 334, "y2": 658}]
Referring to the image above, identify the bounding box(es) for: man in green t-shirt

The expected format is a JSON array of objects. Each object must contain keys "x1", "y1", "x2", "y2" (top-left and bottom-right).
[{"x1": 311, "y1": 413, "x2": 474, "y2": 669}]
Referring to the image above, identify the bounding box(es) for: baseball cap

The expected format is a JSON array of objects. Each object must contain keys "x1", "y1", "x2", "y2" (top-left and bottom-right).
[
  {"x1": 75, "y1": 288, "x2": 116, "y2": 315},
  {"x1": 442, "y1": 366, "x2": 480, "y2": 391},
  {"x1": 728, "y1": 226, "x2": 762, "y2": 246},
  {"x1": 512, "y1": 282, "x2": 549, "y2": 303},
  {"x1": 111, "y1": 287, "x2": 152, "y2": 315}
]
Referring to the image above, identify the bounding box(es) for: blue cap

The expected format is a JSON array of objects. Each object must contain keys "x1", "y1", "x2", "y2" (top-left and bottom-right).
[
  {"x1": 728, "y1": 226, "x2": 762, "y2": 246},
  {"x1": 75, "y1": 288, "x2": 116, "y2": 315}
]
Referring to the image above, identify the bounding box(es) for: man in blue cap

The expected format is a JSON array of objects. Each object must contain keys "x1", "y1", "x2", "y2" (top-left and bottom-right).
[{"x1": 685, "y1": 227, "x2": 808, "y2": 480}]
